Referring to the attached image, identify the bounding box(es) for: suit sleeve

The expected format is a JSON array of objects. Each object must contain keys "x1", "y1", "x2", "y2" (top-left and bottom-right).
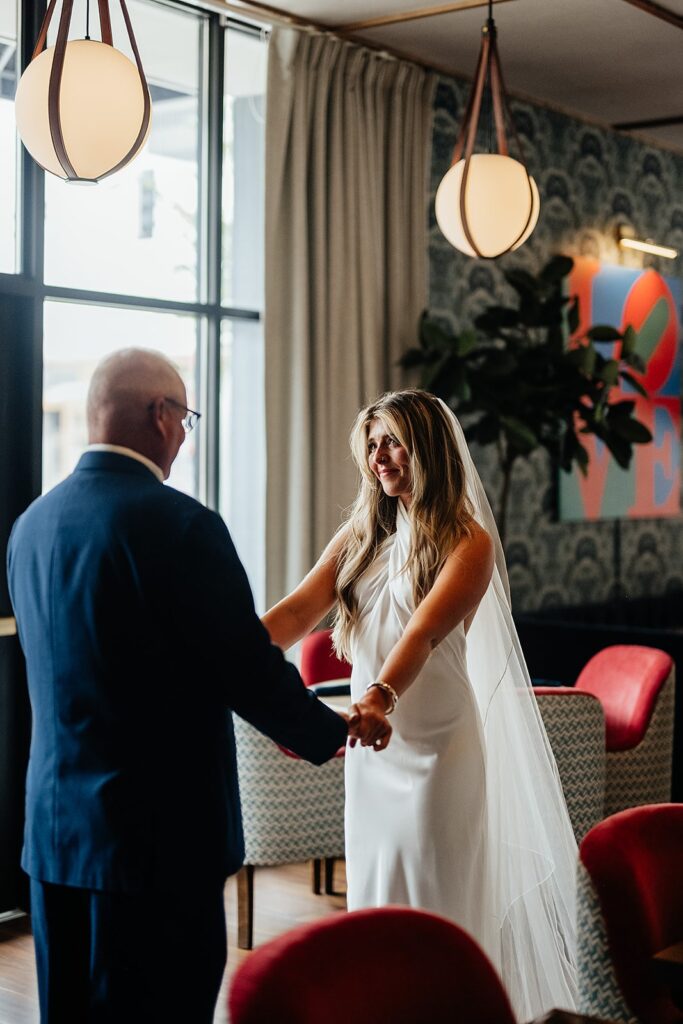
[{"x1": 173, "y1": 506, "x2": 348, "y2": 765}]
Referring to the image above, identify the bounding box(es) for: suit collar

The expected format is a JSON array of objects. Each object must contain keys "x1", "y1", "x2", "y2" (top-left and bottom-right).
[
  {"x1": 86, "y1": 444, "x2": 164, "y2": 481},
  {"x1": 75, "y1": 449, "x2": 164, "y2": 482}
]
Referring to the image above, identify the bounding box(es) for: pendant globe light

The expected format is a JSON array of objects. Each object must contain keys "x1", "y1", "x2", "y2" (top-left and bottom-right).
[
  {"x1": 435, "y1": 0, "x2": 539, "y2": 259},
  {"x1": 15, "y1": 0, "x2": 151, "y2": 184}
]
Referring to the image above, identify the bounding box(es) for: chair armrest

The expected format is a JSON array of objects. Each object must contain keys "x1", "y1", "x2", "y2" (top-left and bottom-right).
[
  {"x1": 528, "y1": 1011, "x2": 622, "y2": 1023},
  {"x1": 309, "y1": 680, "x2": 352, "y2": 698}
]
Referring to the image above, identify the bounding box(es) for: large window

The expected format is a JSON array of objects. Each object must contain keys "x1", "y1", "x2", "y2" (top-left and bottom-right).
[
  {"x1": 1, "y1": 2, "x2": 268, "y2": 597},
  {"x1": 223, "y1": 26, "x2": 266, "y2": 311},
  {"x1": 220, "y1": 317, "x2": 265, "y2": 605},
  {"x1": 0, "y1": 1, "x2": 18, "y2": 273},
  {"x1": 43, "y1": 302, "x2": 201, "y2": 496}
]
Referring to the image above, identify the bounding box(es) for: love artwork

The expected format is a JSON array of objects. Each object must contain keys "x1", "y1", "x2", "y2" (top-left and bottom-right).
[{"x1": 559, "y1": 258, "x2": 681, "y2": 521}]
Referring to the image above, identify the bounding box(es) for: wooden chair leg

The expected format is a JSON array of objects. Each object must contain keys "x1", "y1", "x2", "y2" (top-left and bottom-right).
[
  {"x1": 324, "y1": 857, "x2": 336, "y2": 895},
  {"x1": 237, "y1": 864, "x2": 254, "y2": 950},
  {"x1": 312, "y1": 858, "x2": 322, "y2": 894}
]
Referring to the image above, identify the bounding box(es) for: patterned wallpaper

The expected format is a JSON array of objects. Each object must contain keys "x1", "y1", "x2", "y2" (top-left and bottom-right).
[{"x1": 429, "y1": 77, "x2": 683, "y2": 612}]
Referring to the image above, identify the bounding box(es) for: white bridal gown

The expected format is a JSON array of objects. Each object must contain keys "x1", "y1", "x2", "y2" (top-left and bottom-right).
[
  {"x1": 345, "y1": 501, "x2": 493, "y2": 950},
  {"x1": 345, "y1": 499, "x2": 577, "y2": 1021}
]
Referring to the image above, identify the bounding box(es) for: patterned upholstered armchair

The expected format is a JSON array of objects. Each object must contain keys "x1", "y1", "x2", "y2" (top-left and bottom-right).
[
  {"x1": 577, "y1": 804, "x2": 683, "y2": 1023},
  {"x1": 534, "y1": 688, "x2": 606, "y2": 844},
  {"x1": 233, "y1": 714, "x2": 345, "y2": 950},
  {"x1": 574, "y1": 646, "x2": 675, "y2": 817}
]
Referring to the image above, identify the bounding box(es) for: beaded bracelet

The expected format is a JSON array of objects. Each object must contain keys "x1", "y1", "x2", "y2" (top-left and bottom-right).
[{"x1": 366, "y1": 680, "x2": 399, "y2": 715}]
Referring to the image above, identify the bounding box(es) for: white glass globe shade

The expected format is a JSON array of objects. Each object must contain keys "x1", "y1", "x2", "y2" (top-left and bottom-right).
[
  {"x1": 15, "y1": 39, "x2": 151, "y2": 181},
  {"x1": 435, "y1": 154, "x2": 540, "y2": 258}
]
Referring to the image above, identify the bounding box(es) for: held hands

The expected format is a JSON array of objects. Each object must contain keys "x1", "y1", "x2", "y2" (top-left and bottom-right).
[{"x1": 346, "y1": 686, "x2": 393, "y2": 751}]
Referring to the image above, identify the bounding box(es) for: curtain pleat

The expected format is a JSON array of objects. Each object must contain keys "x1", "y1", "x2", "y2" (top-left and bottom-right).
[{"x1": 265, "y1": 28, "x2": 436, "y2": 607}]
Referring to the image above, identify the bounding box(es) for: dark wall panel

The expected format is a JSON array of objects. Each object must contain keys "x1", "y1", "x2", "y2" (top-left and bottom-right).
[{"x1": 0, "y1": 290, "x2": 41, "y2": 912}]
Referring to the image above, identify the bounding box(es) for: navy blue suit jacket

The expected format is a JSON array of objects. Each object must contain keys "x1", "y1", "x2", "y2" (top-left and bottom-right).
[{"x1": 7, "y1": 451, "x2": 347, "y2": 893}]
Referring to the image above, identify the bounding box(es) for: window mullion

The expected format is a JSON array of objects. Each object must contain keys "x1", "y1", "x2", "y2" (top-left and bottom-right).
[
  {"x1": 20, "y1": 0, "x2": 44, "y2": 285},
  {"x1": 202, "y1": 13, "x2": 225, "y2": 510}
]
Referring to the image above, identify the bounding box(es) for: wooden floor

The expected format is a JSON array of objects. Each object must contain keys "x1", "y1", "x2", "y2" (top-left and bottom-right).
[{"x1": 0, "y1": 861, "x2": 348, "y2": 1024}]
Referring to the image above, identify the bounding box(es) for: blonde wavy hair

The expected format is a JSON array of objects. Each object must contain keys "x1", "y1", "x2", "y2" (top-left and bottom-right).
[{"x1": 332, "y1": 389, "x2": 475, "y2": 660}]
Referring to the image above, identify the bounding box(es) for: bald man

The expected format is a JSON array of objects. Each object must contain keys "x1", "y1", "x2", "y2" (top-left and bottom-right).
[{"x1": 7, "y1": 349, "x2": 386, "y2": 1023}]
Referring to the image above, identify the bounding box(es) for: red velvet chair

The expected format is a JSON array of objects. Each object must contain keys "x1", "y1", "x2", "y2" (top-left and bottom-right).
[
  {"x1": 228, "y1": 906, "x2": 517, "y2": 1024},
  {"x1": 300, "y1": 627, "x2": 352, "y2": 689},
  {"x1": 577, "y1": 803, "x2": 683, "y2": 1023},
  {"x1": 575, "y1": 646, "x2": 675, "y2": 817}
]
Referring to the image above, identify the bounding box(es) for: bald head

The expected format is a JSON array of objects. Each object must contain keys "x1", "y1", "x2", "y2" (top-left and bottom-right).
[{"x1": 87, "y1": 348, "x2": 188, "y2": 479}]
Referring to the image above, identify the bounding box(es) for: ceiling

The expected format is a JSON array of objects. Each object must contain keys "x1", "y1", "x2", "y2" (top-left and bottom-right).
[{"x1": 233, "y1": 0, "x2": 683, "y2": 153}]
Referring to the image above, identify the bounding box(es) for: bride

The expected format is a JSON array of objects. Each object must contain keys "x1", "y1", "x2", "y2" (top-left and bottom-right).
[{"x1": 263, "y1": 389, "x2": 577, "y2": 1020}]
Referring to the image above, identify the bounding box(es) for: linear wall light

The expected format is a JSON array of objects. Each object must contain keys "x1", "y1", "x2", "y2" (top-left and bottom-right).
[{"x1": 617, "y1": 225, "x2": 678, "y2": 260}]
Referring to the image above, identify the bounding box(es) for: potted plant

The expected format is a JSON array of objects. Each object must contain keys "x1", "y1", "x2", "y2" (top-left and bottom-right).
[{"x1": 401, "y1": 255, "x2": 652, "y2": 544}]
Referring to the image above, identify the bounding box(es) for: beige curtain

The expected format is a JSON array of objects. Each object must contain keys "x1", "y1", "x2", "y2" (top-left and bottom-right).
[{"x1": 265, "y1": 26, "x2": 436, "y2": 608}]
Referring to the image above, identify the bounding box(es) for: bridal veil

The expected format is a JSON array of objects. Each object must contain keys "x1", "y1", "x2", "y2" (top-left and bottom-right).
[{"x1": 441, "y1": 401, "x2": 578, "y2": 1018}]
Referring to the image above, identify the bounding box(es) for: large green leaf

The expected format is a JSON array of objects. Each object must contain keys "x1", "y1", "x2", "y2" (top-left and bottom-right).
[
  {"x1": 536, "y1": 297, "x2": 566, "y2": 328},
  {"x1": 540, "y1": 254, "x2": 574, "y2": 283},
  {"x1": 500, "y1": 415, "x2": 538, "y2": 453},
  {"x1": 608, "y1": 416, "x2": 652, "y2": 444},
  {"x1": 420, "y1": 316, "x2": 456, "y2": 351},
  {"x1": 399, "y1": 347, "x2": 430, "y2": 369},
  {"x1": 567, "y1": 296, "x2": 580, "y2": 335},
  {"x1": 607, "y1": 399, "x2": 636, "y2": 419},
  {"x1": 450, "y1": 364, "x2": 471, "y2": 404},
  {"x1": 455, "y1": 329, "x2": 479, "y2": 356},
  {"x1": 586, "y1": 324, "x2": 622, "y2": 342},
  {"x1": 423, "y1": 353, "x2": 453, "y2": 391},
  {"x1": 561, "y1": 429, "x2": 589, "y2": 474},
  {"x1": 429, "y1": 357, "x2": 470, "y2": 403},
  {"x1": 566, "y1": 344, "x2": 596, "y2": 375},
  {"x1": 598, "y1": 359, "x2": 619, "y2": 386},
  {"x1": 619, "y1": 370, "x2": 647, "y2": 397},
  {"x1": 474, "y1": 414, "x2": 501, "y2": 445},
  {"x1": 574, "y1": 437, "x2": 590, "y2": 474},
  {"x1": 475, "y1": 307, "x2": 520, "y2": 332},
  {"x1": 621, "y1": 324, "x2": 638, "y2": 358},
  {"x1": 504, "y1": 269, "x2": 539, "y2": 297},
  {"x1": 480, "y1": 350, "x2": 518, "y2": 377},
  {"x1": 602, "y1": 432, "x2": 633, "y2": 468},
  {"x1": 627, "y1": 352, "x2": 646, "y2": 374}
]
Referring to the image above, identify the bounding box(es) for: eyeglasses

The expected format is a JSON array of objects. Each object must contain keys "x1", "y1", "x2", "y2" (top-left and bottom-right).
[{"x1": 152, "y1": 396, "x2": 202, "y2": 433}]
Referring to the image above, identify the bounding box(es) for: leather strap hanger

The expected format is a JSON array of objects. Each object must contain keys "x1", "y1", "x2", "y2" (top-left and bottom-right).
[
  {"x1": 97, "y1": 0, "x2": 113, "y2": 45},
  {"x1": 100, "y1": 0, "x2": 152, "y2": 180},
  {"x1": 26, "y1": 0, "x2": 150, "y2": 182},
  {"x1": 48, "y1": 0, "x2": 78, "y2": 179},
  {"x1": 447, "y1": 1, "x2": 536, "y2": 257}
]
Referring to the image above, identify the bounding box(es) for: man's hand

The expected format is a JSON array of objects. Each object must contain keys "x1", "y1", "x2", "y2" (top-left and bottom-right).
[{"x1": 347, "y1": 687, "x2": 393, "y2": 751}]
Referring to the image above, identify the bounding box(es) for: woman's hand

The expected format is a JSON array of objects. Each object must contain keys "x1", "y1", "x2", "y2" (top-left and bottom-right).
[{"x1": 347, "y1": 688, "x2": 393, "y2": 751}]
